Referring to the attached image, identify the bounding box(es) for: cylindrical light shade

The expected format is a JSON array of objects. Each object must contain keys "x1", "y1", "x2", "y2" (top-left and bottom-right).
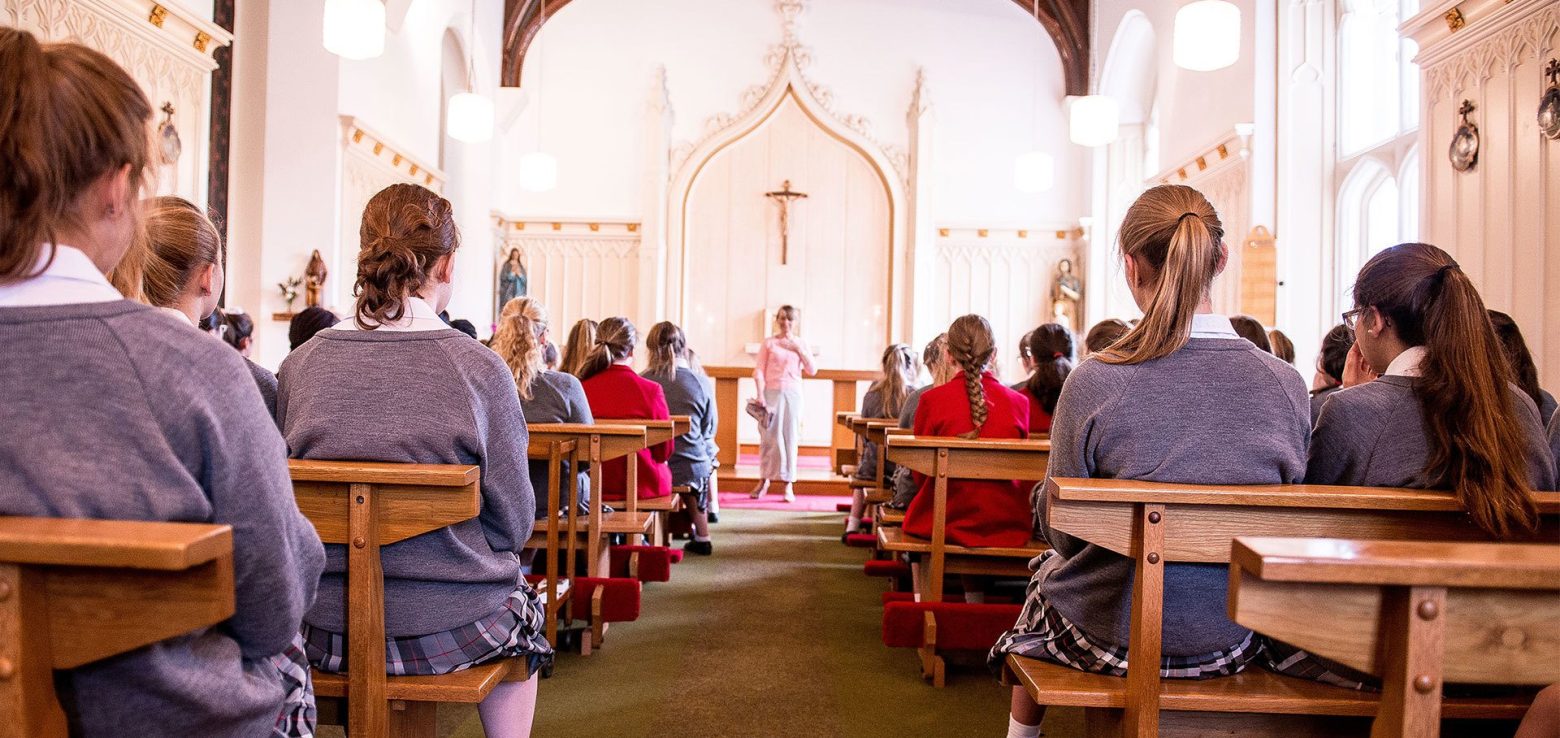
[
  {"x1": 447, "y1": 92, "x2": 495, "y2": 143},
  {"x1": 517, "y1": 152, "x2": 558, "y2": 192},
  {"x1": 323, "y1": 0, "x2": 385, "y2": 60},
  {"x1": 1013, "y1": 151, "x2": 1055, "y2": 193},
  {"x1": 1069, "y1": 96, "x2": 1120, "y2": 147},
  {"x1": 1173, "y1": 0, "x2": 1241, "y2": 72}
]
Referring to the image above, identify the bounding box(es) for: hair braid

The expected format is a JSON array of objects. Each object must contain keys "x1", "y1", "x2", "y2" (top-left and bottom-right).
[{"x1": 947, "y1": 314, "x2": 996, "y2": 438}]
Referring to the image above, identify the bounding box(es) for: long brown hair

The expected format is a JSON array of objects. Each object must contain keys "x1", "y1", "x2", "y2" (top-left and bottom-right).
[
  {"x1": 0, "y1": 28, "x2": 154, "y2": 284},
  {"x1": 923, "y1": 333, "x2": 954, "y2": 386},
  {"x1": 490, "y1": 297, "x2": 548, "y2": 398},
  {"x1": 947, "y1": 315, "x2": 997, "y2": 439},
  {"x1": 353, "y1": 183, "x2": 459, "y2": 329},
  {"x1": 1354, "y1": 243, "x2": 1538, "y2": 538},
  {"x1": 644, "y1": 321, "x2": 688, "y2": 381},
  {"x1": 1025, "y1": 323, "x2": 1075, "y2": 415},
  {"x1": 137, "y1": 196, "x2": 224, "y2": 308},
  {"x1": 1486, "y1": 310, "x2": 1545, "y2": 413},
  {"x1": 1097, "y1": 184, "x2": 1225, "y2": 365},
  {"x1": 561, "y1": 318, "x2": 598, "y2": 377},
  {"x1": 1084, "y1": 318, "x2": 1130, "y2": 355},
  {"x1": 579, "y1": 317, "x2": 636, "y2": 381},
  {"x1": 871, "y1": 343, "x2": 917, "y2": 418}
]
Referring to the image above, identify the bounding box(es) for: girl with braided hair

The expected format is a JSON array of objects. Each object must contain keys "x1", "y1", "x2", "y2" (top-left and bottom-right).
[{"x1": 901, "y1": 315, "x2": 1032, "y2": 550}]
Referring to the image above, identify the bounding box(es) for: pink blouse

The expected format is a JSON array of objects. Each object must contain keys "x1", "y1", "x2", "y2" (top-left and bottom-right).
[{"x1": 755, "y1": 336, "x2": 815, "y2": 391}]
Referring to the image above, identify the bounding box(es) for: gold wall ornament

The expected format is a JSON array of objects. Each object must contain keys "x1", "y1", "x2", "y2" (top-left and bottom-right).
[
  {"x1": 1017, "y1": 230, "x2": 1029, "y2": 239},
  {"x1": 352, "y1": 129, "x2": 364, "y2": 144},
  {"x1": 1449, "y1": 99, "x2": 1480, "y2": 172},
  {"x1": 425, "y1": 173, "x2": 435, "y2": 185},
  {"x1": 937, "y1": 228, "x2": 950, "y2": 237},
  {"x1": 372, "y1": 142, "x2": 384, "y2": 155},
  {"x1": 391, "y1": 154, "x2": 402, "y2": 166},
  {"x1": 1539, "y1": 59, "x2": 1560, "y2": 141},
  {"x1": 148, "y1": 4, "x2": 167, "y2": 27},
  {"x1": 589, "y1": 223, "x2": 600, "y2": 232},
  {"x1": 1216, "y1": 143, "x2": 1229, "y2": 159},
  {"x1": 1444, "y1": 8, "x2": 1465, "y2": 32},
  {"x1": 551, "y1": 222, "x2": 562, "y2": 231},
  {"x1": 1177, "y1": 168, "x2": 1188, "y2": 180},
  {"x1": 977, "y1": 229, "x2": 988, "y2": 238},
  {"x1": 626, "y1": 223, "x2": 639, "y2": 233},
  {"x1": 1195, "y1": 156, "x2": 1208, "y2": 171},
  {"x1": 193, "y1": 31, "x2": 210, "y2": 53},
  {"x1": 409, "y1": 164, "x2": 419, "y2": 176}
]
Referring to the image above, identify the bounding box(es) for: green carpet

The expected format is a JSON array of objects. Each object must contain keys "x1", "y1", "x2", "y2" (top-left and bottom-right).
[{"x1": 331, "y1": 508, "x2": 1085, "y2": 736}]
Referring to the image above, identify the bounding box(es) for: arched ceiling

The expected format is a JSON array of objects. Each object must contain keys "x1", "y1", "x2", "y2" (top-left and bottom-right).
[{"x1": 501, "y1": 0, "x2": 1089, "y2": 95}]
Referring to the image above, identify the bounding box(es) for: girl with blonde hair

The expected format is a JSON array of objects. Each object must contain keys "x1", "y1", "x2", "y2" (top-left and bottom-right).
[
  {"x1": 990, "y1": 184, "x2": 1308, "y2": 738},
  {"x1": 843, "y1": 343, "x2": 917, "y2": 538}
]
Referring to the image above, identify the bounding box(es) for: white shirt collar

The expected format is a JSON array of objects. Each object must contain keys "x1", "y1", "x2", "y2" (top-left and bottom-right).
[
  {"x1": 0, "y1": 244, "x2": 122, "y2": 307},
  {"x1": 335, "y1": 296, "x2": 448, "y2": 332},
  {"x1": 1189, "y1": 313, "x2": 1239, "y2": 339},
  {"x1": 158, "y1": 306, "x2": 195, "y2": 327},
  {"x1": 1384, "y1": 346, "x2": 1426, "y2": 378}
]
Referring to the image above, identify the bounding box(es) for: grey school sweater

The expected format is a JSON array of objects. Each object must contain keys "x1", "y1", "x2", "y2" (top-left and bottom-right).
[
  {"x1": 0, "y1": 301, "x2": 324, "y2": 738},
  {"x1": 1035, "y1": 338, "x2": 1310, "y2": 656},
  {"x1": 247, "y1": 358, "x2": 278, "y2": 420},
  {"x1": 642, "y1": 366, "x2": 718, "y2": 485},
  {"x1": 855, "y1": 387, "x2": 887, "y2": 480},
  {"x1": 1549, "y1": 413, "x2": 1560, "y2": 486},
  {"x1": 1307, "y1": 377, "x2": 1557, "y2": 492},
  {"x1": 278, "y1": 327, "x2": 535, "y2": 636},
  {"x1": 521, "y1": 370, "x2": 593, "y2": 516}
]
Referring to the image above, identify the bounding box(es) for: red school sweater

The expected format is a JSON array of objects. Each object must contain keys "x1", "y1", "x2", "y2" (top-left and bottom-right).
[
  {"x1": 1020, "y1": 387, "x2": 1054, "y2": 435},
  {"x1": 903, "y1": 372, "x2": 1032, "y2": 547},
  {"x1": 581, "y1": 364, "x2": 674, "y2": 500}
]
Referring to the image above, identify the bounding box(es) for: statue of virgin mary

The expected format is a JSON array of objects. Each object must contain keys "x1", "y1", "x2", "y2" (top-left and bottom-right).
[{"x1": 498, "y1": 247, "x2": 527, "y2": 307}]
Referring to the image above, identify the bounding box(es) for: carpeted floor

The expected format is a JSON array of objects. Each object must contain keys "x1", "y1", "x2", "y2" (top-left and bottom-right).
[{"x1": 396, "y1": 508, "x2": 1087, "y2": 737}]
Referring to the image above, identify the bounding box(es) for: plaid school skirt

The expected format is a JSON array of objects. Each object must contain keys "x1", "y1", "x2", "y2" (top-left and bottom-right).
[
  {"x1": 270, "y1": 633, "x2": 316, "y2": 738},
  {"x1": 301, "y1": 581, "x2": 555, "y2": 678},
  {"x1": 988, "y1": 551, "x2": 1260, "y2": 679}
]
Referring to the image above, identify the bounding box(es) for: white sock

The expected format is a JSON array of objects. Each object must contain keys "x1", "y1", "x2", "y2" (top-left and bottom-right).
[
  {"x1": 1006, "y1": 715, "x2": 1041, "y2": 738},
  {"x1": 845, "y1": 517, "x2": 861, "y2": 533},
  {"x1": 694, "y1": 534, "x2": 711, "y2": 542},
  {"x1": 964, "y1": 591, "x2": 986, "y2": 604}
]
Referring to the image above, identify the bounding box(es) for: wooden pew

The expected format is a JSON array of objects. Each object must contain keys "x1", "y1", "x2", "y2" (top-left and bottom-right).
[
  {"x1": 597, "y1": 415, "x2": 690, "y2": 544},
  {"x1": 289, "y1": 459, "x2": 533, "y2": 738},
  {"x1": 526, "y1": 423, "x2": 654, "y2": 577},
  {"x1": 880, "y1": 436, "x2": 1051, "y2": 686},
  {"x1": 1230, "y1": 537, "x2": 1560, "y2": 738},
  {"x1": 1004, "y1": 479, "x2": 1560, "y2": 737},
  {"x1": 0, "y1": 517, "x2": 234, "y2": 738},
  {"x1": 525, "y1": 436, "x2": 576, "y2": 648}
]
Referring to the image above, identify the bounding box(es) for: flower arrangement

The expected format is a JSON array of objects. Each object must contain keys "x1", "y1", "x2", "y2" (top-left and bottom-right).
[{"x1": 278, "y1": 276, "x2": 302, "y2": 313}]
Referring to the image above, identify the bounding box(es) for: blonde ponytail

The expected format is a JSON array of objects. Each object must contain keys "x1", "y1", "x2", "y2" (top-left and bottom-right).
[
  {"x1": 490, "y1": 297, "x2": 548, "y2": 398},
  {"x1": 947, "y1": 314, "x2": 997, "y2": 438},
  {"x1": 1097, "y1": 185, "x2": 1224, "y2": 365}
]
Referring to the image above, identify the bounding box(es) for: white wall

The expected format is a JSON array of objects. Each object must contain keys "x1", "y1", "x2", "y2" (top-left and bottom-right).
[{"x1": 500, "y1": 0, "x2": 1085, "y2": 228}]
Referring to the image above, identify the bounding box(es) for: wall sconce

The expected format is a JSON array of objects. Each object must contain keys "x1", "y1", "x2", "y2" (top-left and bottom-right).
[{"x1": 1539, "y1": 59, "x2": 1560, "y2": 140}]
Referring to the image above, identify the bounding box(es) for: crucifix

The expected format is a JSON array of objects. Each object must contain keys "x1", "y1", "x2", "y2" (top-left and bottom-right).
[{"x1": 765, "y1": 180, "x2": 808, "y2": 265}]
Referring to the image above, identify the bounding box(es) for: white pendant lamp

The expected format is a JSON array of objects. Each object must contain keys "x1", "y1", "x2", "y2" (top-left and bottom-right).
[
  {"x1": 1069, "y1": 96, "x2": 1120, "y2": 147},
  {"x1": 1013, "y1": 151, "x2": 1055, "y2": 194},
  {"x1": 517, "y1": 152, "x2": 558, "y2": 192},
  {"x1": 447, "y1": 92, "x2": 495, "y2": 143},
  {"x1": 445, "y1": 0, "x2": 494, "y2": 143},
  {"x1": 1173, "y1": 0, "x2": 1241, "y2": 72},
  {"x1": 323, "y1": 0, "x2": 385, "y2": 60}
]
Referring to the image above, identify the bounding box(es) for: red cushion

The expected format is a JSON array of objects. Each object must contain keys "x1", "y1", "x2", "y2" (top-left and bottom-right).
[
  {"x1": 863, "y1": 560, "x2": 911, "y2": 578},
  {"x1": 881, "y1": 602, "x2": 1022, "y2": 650},
  {"x1": 836, "y1": 502, "x2": 853, "y2": 512},
  {"x1": 610, "y1": 545, "x2": 673, "y2": 582},
  {"x1": 844, "y1": 533, "x2": 876, "y2": 548},
  {"x1": 572, "y1": 577, "x2": 641, "y2": 622}
]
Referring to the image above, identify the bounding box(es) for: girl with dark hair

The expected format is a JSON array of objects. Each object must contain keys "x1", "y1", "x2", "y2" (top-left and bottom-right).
[
  {"x1": 0, "y1": 28, "x2": 324, "y2": 738},
  {"x1": 903, "y1": 315, "x2": 1032, "y2": 550},
  {"x1": 580, "y1": 317, "x2": 675, "y2": 504},
  {"x1": 1021, "y1": 323, "x2": 1074, "y2": 434},
  {"x1": 1310, "y1": 324, "x2": 1354, "y2": 425},
  {"x1": 1488, "y1": 310, "x2": 1557, "y2": 423},
  {"x1": 278, "y1": 183, "x2": 551, "y2": 737},
  {"x1": 1272, "y1": 244, "x2": 1555, "y2": 690},
  {"x1": 642, "y1": 321, "x2": 719, "y2": 554},
  {"x1": 992, "y1": 185, "x2": 1308, "y2": 738},
  {"x1": 844, "y1": 343, "x2": 917, "y2": 538}
]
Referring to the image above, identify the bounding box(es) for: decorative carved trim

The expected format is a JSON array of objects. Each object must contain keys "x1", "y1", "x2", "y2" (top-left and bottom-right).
[
  {"x1": 936, "y1": 225, "x2": 1081, "y2": 240},
  {"x1": 669, "y1": 0, "x2": 909, "y2": 185},
  {"x1": 1422, "y1": 4, "x2": 1559, "y2": 100},
  {"x1": 1152, "y1": 129, "x2": 1248, "y2": 185},
  {"x1": 6, "y1": 0, "x2": 232, "y2": 70},
  {"x1": 490, "y1": 214, "x2": 642, "y2": 236},
  {"x1": 340, "y1": 116, "x2": 447, "y2": 190},
  {"x1": 1446, "y1": 7, "x2": 1467, "y2": 31}
]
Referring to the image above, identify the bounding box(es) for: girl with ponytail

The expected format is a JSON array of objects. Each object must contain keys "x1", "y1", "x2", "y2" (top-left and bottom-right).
[
  {"x1": 560, "y1": 318, "x2": 597, "y2": 377},
  {"x1": 992, "y1": 185, "x2": 1309, "y2": 737},
  {"x1": 0, "y1": 29, "x2": 325, "y2": 738},
  {"x1": 843, "y1": 343, "x2": 918, "y2": 538},
  {"x1": 579, "y1": 317, "x2": 675, "y2": 503},
  {"x1": 901, "y1": 315, "x2": 1032, "y2": 551},
  {"x1": 1021, "y1": 323, "x2": 1075, "y2": 434},
  {"x1": 491, "y1": 297, "x2": 595, "y2": 518},
  {"x1": 279, "y1": 184, "x2": 551, "y2": 737},
  {"x1": 641, "y1": 321, "x2": 720, "y2": 554},
  {"x1": 1269, "y1": 243, "x2": 1555, "y2": 691}
]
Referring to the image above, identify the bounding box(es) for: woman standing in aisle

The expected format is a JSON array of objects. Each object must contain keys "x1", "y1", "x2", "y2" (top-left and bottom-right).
[{"x1": 751, "y1": 304, "x2": 816, "y2": 502}]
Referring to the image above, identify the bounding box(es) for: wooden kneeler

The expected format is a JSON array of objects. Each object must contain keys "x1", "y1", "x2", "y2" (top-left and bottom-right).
[
  {"x1": 290, "y1": 460, "x2": 533, "y2": 738},
  {"x1": 0, "y1": 517, "x2": 234, "y2": 738}
]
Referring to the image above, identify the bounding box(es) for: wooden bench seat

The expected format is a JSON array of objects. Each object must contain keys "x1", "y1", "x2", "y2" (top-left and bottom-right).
[
  {"x1": 0, "y1": 517, "x2": 235, "y2": 737},
  {"x1": 312, "y1": 659, "x2": 523, "y2": 702},
  {"x1": 527, "y1": 423, "x2": 649, "y2": 577},
  {"x1": 876, "y1": 525, "x2": 1046, "y2": 560},
  {"x1": 1006, "y1": 659, "x2": 1533, "y2": 718}
]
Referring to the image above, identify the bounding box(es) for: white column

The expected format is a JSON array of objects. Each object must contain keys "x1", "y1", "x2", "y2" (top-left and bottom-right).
[
  {"x1": 905, "y1": 69, "x2": 937, "y2": 346},
  {"x1": 640, "y1": 66, "x2": 674, "y2": 331}
]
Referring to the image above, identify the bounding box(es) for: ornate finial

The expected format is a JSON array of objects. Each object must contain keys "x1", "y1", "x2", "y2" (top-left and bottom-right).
[
  {"x1": 777, "y1": 0, "x2": 805, "y2": 51},
  {"x1": 1458, "y1": 99, "x2": 1476, "y2": 120}
]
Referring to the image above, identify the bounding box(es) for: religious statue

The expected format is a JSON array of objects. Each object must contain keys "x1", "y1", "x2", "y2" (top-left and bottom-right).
[
  {"x1": 765, "y1": 180, "x2": 808, "y2": 265},
  {"x1": 497, "y1": 247, "x2": 528, "y2": 308},
  {"x1": 304, "y1": 249, "x2": 328, "y2": 308},
  {"x1": 1052, "y1": 258, "x2": 1082, "y2": 333}
]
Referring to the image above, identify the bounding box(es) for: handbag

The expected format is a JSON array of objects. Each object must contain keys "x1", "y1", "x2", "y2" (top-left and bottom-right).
[{"x1": 745, "y1": 398, "x2": 774, "y2": 429}]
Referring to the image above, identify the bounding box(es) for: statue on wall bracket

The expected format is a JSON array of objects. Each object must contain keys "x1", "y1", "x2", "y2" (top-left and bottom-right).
[
  {"x1": 304, "y1": 249, "x2": 328, "y2": 308},
  {"x1": 1052, "y1": 257, "x2": 1082, "y2": 335},
  {"x1": 497, "y1": 247, "x2": 528, "y2": 311}
]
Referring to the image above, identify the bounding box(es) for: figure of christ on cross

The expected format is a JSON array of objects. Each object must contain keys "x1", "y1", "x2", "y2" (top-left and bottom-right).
[{"x1": 765, "y1": 180, "x2": 808, "y2": 265}]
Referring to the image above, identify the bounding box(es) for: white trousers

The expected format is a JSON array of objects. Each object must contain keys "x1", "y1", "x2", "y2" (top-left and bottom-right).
[{"x1": 758, "y1": 385, "x2": 803, "y2": 482}]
